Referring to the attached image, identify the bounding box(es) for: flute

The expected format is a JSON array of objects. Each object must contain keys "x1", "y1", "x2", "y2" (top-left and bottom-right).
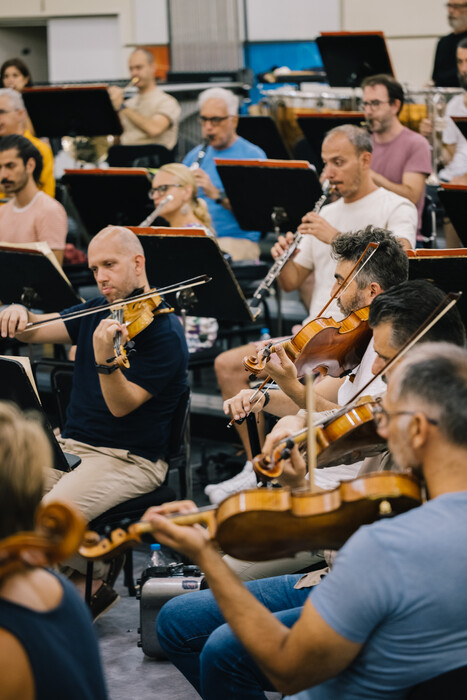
[{"x1": 139, "y1": 194, "x2": 173, "y2": 227}]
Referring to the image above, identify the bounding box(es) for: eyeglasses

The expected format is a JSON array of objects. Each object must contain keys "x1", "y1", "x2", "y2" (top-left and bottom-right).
[
  {"x1": 198, "y1": 116, "x2": 230, "y2": 126},
  {"x1": 373, "y1": 404, "x2": 438, "y2": 430},
  {"x1": 446, "y1": 3, "x2": 467, "y2": 9},
  {"x1": 359, "y1": 99, "x2": 391, "y2": 110},
  {"x1": 148, "y1": 184, "x2": 182, "y2": 198}
]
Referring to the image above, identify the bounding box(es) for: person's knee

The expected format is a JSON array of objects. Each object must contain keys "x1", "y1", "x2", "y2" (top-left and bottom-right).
[
  {"x1": 199, "y1": 623, "x2": 239, "y2": 679},
  {"x1": 214, "y1": 343, "x2": 254, "y2": 384}
]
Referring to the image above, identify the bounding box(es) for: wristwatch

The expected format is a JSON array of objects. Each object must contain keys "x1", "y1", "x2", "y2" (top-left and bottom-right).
[
  {"x1": 95, "y1": 362, "x2": 120, "y2": 375},
  {"x1": 215, "y1": 190, "x2": 226, "y2": 205}
]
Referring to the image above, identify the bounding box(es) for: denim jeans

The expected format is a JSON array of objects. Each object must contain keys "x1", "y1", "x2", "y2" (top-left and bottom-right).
[{"x1": 156, "y1": 574, "x2": 310, "y2": 699}]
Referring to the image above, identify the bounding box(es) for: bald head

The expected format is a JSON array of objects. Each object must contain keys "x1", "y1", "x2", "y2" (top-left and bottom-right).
[
  {"x1": 89, "y1": 226, "x2": 145, "y2": 257},
  {"x1": 88, "y1": 227, "x2": 148, "y2": 301}
]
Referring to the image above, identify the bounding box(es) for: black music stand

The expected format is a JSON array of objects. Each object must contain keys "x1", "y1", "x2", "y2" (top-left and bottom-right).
[
  {"x1": 438, "y1": 185, "x2": 467, "y2": 246},
  {"x1": 237, "y1": 116, "x2": 290, "y2": 159},
  {"x1": 0, "y1": 357, "x2": 76, "y2": 472},
  {"x1": 452, "y1": 117, "x2": 467, "y2": 140},
  {"x1": 133, "y1": 228, "x2": 255, "y2": 322},
  {"x1": 0, "y1": 246, "x2": 81, "y2": 311},
  {"x1": 107, "y1": 144, "x2": 173, "y2": 169},
  {"x1": 62, "y1": 169, "x2": 153, "y2": 239},
  {"x1": 215, "y1": 159, "x2": 322, "y2": 235},
  {"x1": 22, "y1": 85, "x2": 122, "y2": 138},
  {"x1": 298, "y1": 113, "x2": 365, "y2": 172},
  {"x1": 408, "y1": 250, "x2": 467, "y2": 328},
  {"x1": 316, "y1": 32, "x2": 394, "y2": 87}
]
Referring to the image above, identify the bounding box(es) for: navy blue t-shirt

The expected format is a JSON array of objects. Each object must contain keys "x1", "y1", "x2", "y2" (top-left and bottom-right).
[
  {"x1": 60, "y1": 297, "x2": 188, "y2": 461},
  {"x1": 0, "y1": 573, "x2": 108, "y2": 700}
]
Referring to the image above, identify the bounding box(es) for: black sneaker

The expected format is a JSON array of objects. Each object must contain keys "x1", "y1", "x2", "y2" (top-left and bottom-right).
[{"x1": 89, "y1": 582, "x2": 120, "y2": 622}]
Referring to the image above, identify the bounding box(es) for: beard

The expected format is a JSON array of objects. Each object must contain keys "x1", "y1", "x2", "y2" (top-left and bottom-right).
[{"x1": 458, "y1": 71, "x2": 467, "y2": 90}]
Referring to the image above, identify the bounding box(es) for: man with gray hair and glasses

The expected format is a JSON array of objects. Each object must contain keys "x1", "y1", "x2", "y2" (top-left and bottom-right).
[{"x1": 183, "y1": 86, "x2": 266, "y2": 260}]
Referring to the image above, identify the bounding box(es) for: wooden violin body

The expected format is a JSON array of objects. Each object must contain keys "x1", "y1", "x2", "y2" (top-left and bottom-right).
[
  {"x1": 244, "y1": 307, "x2": 372, "y2": 378},
  {"x1": 79, "y1": 473, "x2": 421, "y2": 564},
  {"x1": 0, "y1": 502, "x2": 86, "y2": 581},
  {"x1": 254, "y1": 397, "x2": 386, "y2": 480}
]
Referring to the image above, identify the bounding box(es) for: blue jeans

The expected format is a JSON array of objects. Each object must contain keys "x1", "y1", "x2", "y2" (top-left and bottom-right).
[{"x1": 156, "y1": 574, "x2": 310, "y2": 699}]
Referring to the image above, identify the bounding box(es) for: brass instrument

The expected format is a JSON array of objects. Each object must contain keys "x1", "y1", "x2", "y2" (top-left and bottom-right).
[{"x1": 426, "y1": 91, "x2": 447, "y2": 186}]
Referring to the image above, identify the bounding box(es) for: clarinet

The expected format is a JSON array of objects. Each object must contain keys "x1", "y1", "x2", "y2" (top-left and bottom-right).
[
  {"x1": 249, "y1": 181, "x2": 331, "y2": 315},
  {"x1": 190, "y1": 138, "x2": 210, "y2": 170},
  {"x1": 138, "y1": 194, "x2": 174, "y2": 227}
]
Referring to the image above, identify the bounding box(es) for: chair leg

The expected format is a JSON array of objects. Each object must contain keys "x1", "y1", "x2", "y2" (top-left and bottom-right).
[
  {"x1": 123, "y1": 549, "x2": 137, "y2": 597},
  {"x1": 85, "y1": 560, "x2": 94, "y2": 604}
]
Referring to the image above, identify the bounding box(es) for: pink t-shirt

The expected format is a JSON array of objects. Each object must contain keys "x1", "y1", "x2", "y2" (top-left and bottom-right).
[
  {"x1": 371, "y1": 126, "x2": 431, "y2": 235},
  {"x1": 0, "y1": 191, "x2": 67, "y2": 250}
]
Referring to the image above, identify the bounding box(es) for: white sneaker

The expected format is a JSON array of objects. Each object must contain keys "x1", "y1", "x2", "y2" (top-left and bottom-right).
[{"x1": 204, "y1": 461, "x2": 257, "y2": 504}]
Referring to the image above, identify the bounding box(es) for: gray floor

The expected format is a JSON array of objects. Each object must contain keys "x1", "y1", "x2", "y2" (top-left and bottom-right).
[{"x1": 94, "y1": 443, "x2": 281, "y2": 700}]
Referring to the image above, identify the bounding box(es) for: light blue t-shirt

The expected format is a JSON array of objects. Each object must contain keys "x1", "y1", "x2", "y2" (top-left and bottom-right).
[
  {"x1": 183, "y1": 136, "x2": 266, "y2": 242},
  {"x1": 287, "y1": 492, "x2": 467, "y2": 700}
]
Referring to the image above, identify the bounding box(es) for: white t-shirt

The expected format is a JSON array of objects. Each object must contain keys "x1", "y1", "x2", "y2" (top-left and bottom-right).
[
  {"x1": 300, "y1": 339, "x2": 387, "y2": 490},
  {"x1": 439, "y1": 93, "x2": 467, "y2": 181},
  {"x1": 293, "y1": 188, "x2": 417, "y2": 321}
]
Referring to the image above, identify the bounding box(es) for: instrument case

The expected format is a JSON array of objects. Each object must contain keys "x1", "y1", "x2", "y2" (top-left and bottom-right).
[{"x1": 137, "y1": 564, "x2": 204, "y2": 658}]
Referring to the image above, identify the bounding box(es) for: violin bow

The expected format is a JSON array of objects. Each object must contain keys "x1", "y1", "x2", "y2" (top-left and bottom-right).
[
  {"x1": 21, "y1": 274, "x2": 211, "y2": 332},
  {"x1": 229, "y1": 242, "x2": 380, "y2": 427},
  {"x1": 345, "y1": 290, "x2": 462, "y2": 407},
  {"x1": 305, "y1": 369, "x2": 316, "y2": 491}
]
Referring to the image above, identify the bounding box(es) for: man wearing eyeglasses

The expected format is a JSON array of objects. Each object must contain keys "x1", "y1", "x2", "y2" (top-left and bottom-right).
[
  {"x1": 360, "y1": 74, "x2": 431, "y2": 241},
  {"x1": 150, "y1": 339, "x2": 467, "y2": 699},
  {"x1": 432, "y1": 1, "x2": 467, "y2": 87},
  {"x1": 183, "y1": 87, "x2": 266, "y2": 261}
]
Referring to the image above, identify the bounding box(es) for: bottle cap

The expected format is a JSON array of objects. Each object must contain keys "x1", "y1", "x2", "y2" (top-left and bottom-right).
[
  {"x1": 150, "y1": 543, "x2": 161, "y2": 551},
  {"x1": 261, "y1": 328, "x2": 270, "y2": 335}
]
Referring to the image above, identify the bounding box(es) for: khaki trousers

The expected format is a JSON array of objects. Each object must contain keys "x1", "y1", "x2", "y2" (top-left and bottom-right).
[{"x1": 43, "y1": 437, "x2": 167, "y2": 577}]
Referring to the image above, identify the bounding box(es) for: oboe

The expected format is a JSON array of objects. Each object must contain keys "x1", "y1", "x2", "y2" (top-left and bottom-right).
[
  {"x1": 190, "y1": 138, "x2": 210, "y2": 170},
  {"x1": 138, "y1": 194, "x2": 173, "y2": 227},
  {"x1": 249, "y1": 181, "x2": 332, "y2": 315}
]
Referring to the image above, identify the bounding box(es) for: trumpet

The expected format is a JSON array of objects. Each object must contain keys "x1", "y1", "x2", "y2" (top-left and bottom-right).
[{"x1": 139, "y1": 194, "x2": 173, "y2": 227}]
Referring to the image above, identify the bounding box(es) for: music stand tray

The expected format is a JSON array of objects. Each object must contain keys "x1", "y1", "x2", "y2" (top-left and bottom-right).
[
  {"x1": 297, "y1": 112, "x2": 365, "y2": 172},
  {"x1": 0, "y1": 244, "x2": 81, "y2": 311},
  {"x1": 62, "y1": 168, "x2": 153, "y2": 239},
  {"x1": 131, "y1": 227, "x2": 256, "y2": 322},
  {"x1": 0, "y1": 357, "x2": 72, "y2": 472},
  {"x1": 407, "y1": 248, "x2": 467, "y2": 328},
  {"x1": 215, "y1": 158, "x2": 322, "y2": 234},
  {"x1": 316, "y1": 32, "x2": 395, "y2": 87},
  {"x1": 22, "y1": 85, "x2": 122, "y2": 138},
  {"x1": 237, "y1": 116, "x2": 290, "y2": 159},
  {"x1": 438, "y1": 184, "x2": 467, "y2": 247}
]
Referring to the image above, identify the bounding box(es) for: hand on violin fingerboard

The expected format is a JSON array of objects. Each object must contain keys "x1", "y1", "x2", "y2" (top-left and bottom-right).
[
  {"x1": 298, "y1": 213, "x2": 338, "y2": 245},
  {"x1": 92, "y1": 317, "x2": 128, "y2": 365},
  {"x1": 266, "y1": 345, "x2": 304, "y2": 406}
]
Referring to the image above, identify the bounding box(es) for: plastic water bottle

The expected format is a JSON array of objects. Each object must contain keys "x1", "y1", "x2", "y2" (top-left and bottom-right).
[
  {"x1": 260, "y1": 327, "x2": 271, "y2": 341},
  {"x1": 146, "y1": 543, "x2": 171, "y2": 569}
]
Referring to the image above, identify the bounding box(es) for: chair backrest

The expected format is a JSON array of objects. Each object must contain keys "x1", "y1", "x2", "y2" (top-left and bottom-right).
[{"x1": 167, "y1": 386, "x2": 191, "y2": 458}]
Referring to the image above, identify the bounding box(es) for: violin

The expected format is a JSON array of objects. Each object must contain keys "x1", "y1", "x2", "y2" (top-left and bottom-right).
[
  {"x1": 79, "y1": 472, "x2": 421, "y2": 563},
  {"x1": 0, "y1": 502, "x2": 86, "y2": 581},
  {"x1": 253, "y1": 396, "x2": 386, "y2": 480},
  {"x1": 110, "y1": 290, "x2": 173, "y2": 369},
  {"x1": 243, "y1": 306, "x2": 372, "y2": 379}
]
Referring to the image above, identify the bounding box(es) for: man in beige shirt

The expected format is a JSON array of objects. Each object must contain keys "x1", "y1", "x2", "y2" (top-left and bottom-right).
[
  {"x1": 108, "y1": 48, "x2": 180, "y2": 151},
  {"x1": 0, "y1": 134, "x2": 67, "y2": 264}
]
